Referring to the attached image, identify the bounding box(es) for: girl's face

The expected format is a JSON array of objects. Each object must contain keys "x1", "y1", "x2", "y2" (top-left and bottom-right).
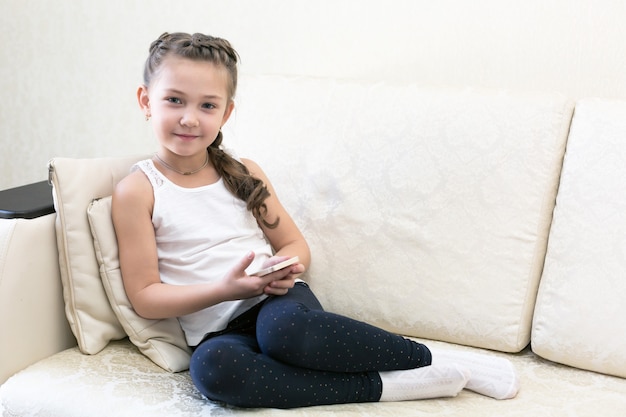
[{"x1": 138, "y1": 56, "x2": 234, "y2": 158}]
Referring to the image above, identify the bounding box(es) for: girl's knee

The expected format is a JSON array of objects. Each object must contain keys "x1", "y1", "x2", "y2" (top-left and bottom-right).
[
  {"x1": 190, "y1": 343, "x2": 225, "y2": 398},
  {"x1": 190, "y1": 337, "x2": 253, "y2": 404},
  {"x1": 257, "y1": 303, "x2": 312, "y2": 359}
]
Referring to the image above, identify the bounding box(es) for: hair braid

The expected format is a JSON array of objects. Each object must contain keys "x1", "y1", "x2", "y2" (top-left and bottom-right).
[{"x1": 208, "y1": 133, "x2": 278, "y2": 229}]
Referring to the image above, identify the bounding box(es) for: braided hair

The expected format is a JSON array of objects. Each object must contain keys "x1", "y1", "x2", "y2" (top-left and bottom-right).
[{"x1": 143, "y1": 32, "x2": 278, "y2": 229}]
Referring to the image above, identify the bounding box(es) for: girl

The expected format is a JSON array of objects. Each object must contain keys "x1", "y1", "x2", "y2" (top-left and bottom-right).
[{"x1": 112, "y1": 32, "x2": 519, "y2": 409}]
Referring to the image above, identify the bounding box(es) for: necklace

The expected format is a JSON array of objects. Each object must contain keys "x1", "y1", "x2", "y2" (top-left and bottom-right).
[{"x1": 154, "y1": 152, "x2": 209, "y2": 175}]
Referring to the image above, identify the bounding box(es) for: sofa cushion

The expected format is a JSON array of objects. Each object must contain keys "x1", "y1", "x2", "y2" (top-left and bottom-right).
[
  {"x1": 224, "y1": 75, "x2": 574, "y2": 352},
  {"x1": 87, "y1": 196, "x2": 191, "y2": 372},
  {"x1": 49, "y1": 155, "x2": 149, "y2": 354},
  {"x1": 2, "y1": 339, "x2": 626, "y2": 417},
  {"x1": 532, "y1": 98, "x2": 626, "y2": 378}
]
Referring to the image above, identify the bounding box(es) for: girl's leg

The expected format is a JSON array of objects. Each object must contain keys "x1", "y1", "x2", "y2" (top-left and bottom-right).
[
  {"x1": 256, "y1": 283, "x2": 518, "y2": 401},
  {"x1": 190, "y1": 332, "x2": 382, "y2": 408},
  {"x1": 255, "y1": 282, "x2": 469, "y2": 403},
  {"x1": 256, "y1": 282, "x2": 431, "y2": 372}
]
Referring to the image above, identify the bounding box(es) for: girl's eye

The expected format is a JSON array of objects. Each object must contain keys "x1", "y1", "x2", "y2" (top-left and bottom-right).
[
  {"x1": 167, "y1": 97, "x2": 182, "y2": 104},
  {"x1": 202, "y1": 103, "x2": 216, "y2": 109}
]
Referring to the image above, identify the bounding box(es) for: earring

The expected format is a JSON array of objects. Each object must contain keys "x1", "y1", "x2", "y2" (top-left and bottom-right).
[{"x1": 145, "y1": 115, "x2": 150, "y2": 121}]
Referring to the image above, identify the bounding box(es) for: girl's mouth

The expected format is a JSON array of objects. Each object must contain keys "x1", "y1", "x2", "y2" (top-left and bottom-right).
[{"x1": 175, "y1": 133, "x2": 199, "y2": 141}]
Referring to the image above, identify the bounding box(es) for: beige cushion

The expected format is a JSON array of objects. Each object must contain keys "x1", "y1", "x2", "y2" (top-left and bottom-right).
[
  {"x1": 49, "y1": 155, "x2": 150, "y2": 354},
  {"x1": 532, "y1": 98, "x2": 626, "y2": 378},
  {"x1": 87, "y1": 196, "x2": 191, "y2": 372},
  {"x1": 225, "y1": 75, "x2": 575, "y2": 352}
]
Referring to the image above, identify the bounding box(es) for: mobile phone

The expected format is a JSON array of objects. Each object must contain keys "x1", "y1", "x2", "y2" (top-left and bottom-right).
[{"x1": 251, "y1": 256, "x2": 300, "y2": 277}]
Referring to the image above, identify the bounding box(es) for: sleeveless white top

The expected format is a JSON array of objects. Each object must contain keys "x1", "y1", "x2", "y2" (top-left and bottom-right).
[{"x1": 134, "y1": 159, "x2": 272, "y2": 346}]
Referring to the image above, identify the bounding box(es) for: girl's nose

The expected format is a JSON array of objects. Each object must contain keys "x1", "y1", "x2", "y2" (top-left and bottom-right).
[{"x1": 179, "y1": 113, "x2": 199, "y2": 128}]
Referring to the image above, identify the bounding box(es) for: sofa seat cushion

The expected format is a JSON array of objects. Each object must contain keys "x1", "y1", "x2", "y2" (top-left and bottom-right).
[{"x1": 2, "y1": 339, "x2": 626, "y2": 417}]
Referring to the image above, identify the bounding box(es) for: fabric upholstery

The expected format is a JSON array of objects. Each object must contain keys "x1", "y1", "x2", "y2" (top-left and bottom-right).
[
  {"x1": 87, "y1": 196, "x2": 191, "y2": 372},
  {"x1": 532, "y1": 98, "x2": 626, "y2": 377}
]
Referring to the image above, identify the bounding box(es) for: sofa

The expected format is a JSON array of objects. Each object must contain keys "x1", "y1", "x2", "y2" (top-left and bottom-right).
[{"x1": 1, "y1": 74, "x2": 625, "y2": 416}]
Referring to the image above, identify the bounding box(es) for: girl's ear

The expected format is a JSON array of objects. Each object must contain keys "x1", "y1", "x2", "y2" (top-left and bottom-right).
[
  {"x1": 221, "y1": 100, "x2": 235, "y2": 127},
  {"x1": 137, "y1": 85, "x2": 151, "y2": 118}
]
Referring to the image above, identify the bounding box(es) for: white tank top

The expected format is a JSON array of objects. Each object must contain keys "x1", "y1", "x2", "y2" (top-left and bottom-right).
[{"x1": 134, "y1": 159, "x2": 272, "y2": 346}]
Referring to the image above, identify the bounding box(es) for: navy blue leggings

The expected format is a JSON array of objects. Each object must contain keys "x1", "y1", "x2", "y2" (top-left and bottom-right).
[{"x1": 190, "y1": 282, "x2": 431, "y2": 409}]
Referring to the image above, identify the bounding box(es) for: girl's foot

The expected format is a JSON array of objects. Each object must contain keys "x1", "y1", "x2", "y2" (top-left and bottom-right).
[
  {"x1": 431, "y1": 349, "x2": 520, "y2": 400},
  {"x1": 379, "y1": 364, "x2": 470, "y2": 402}
]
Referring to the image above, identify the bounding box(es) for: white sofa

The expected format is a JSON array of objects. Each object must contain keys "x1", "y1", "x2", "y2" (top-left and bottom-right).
[{"x1": 1, "y1": 75, "x2": 626, "y2": 416}]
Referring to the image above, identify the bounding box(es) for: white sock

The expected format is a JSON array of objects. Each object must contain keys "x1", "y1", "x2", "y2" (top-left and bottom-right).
[
  {"x1": 430, "y1": 348, "x2": 520, "y2": 400},
  {"x1": 379, "y1": 364, "x2": 470, "y2": 402}
]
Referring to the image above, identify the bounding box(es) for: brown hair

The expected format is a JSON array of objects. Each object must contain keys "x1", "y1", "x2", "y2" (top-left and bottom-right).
[{"x1": 143, "y1": 32, "x2": 278, "y2": 228}]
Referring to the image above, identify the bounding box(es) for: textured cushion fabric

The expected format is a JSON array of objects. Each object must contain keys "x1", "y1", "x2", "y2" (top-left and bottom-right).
[
  {"x1": 224, "y1": 75, "x2": 574, "y2": 352},
  {"x1": 2, "y1": 339, "x2": 626, "y2": 417},
  {"x1": 49, "y1": 155, "x2": 150, "y2": 354},
  {"x1": 87, "y1": 196, "x2": 191, "y2": 372},
  {"x1": 532, "y1": 99, "x2": 626, "y2": 378}
]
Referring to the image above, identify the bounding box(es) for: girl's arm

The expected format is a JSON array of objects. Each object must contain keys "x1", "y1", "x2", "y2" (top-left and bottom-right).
[
  {"x1": 242, "y1": 158, "x2": 311, "y2": 282},
  {"x1": 111, "y1": 170, "x2": 289, "y2": 320}
]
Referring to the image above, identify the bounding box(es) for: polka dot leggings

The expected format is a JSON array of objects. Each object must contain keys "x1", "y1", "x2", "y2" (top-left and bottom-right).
[{"x1": 190, "y1": 282, "x2": 432, "y2": 408}]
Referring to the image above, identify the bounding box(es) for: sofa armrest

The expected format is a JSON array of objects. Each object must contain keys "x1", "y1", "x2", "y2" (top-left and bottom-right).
[{"x1": 0, "y1": 182, "x2": 76, "y2": 384}]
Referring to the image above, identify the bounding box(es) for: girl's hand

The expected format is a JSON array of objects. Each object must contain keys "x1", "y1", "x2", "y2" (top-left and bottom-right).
[
  {"x1": 258, "y1": 256, "x2": 304, "y2": 296},
  {"x1": 224, "y1": 253, "x2": 301, "y2": 299}
]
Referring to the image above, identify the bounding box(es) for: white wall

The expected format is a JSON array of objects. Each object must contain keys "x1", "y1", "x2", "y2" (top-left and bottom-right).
[{"x1": 1, "y1": 0, "x2": 626, "y2": 189}]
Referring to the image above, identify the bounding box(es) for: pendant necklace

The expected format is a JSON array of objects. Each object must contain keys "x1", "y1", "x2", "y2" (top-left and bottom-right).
[{"x1": 154, "y1": 152, "x2": 209, "y2": 175}]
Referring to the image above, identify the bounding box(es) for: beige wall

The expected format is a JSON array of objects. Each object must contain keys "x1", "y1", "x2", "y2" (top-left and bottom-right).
[{"x1": 1, "y1": 0, "x2": 626, "y2": 189}]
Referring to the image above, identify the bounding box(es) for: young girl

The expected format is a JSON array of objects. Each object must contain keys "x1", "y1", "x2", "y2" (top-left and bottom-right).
[{"x1": 112, "y1": 32, "x2": 519, "y2": 409}]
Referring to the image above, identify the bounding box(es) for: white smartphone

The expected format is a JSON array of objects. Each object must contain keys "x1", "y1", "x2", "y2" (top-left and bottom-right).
[{"x1": 251, "y1": 256, "x2": 300, "y2": 277}]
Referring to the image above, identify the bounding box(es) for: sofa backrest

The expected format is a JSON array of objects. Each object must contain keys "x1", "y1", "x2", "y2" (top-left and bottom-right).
[
  {"x1": 47, "y1": 75, "x2": 576, "y2": 357},
  {"x1": 224, "y1": 75, "x2": 574, "y2": 352},
  {"x1": 532, "y1": 98, "x2": 626, "y2": 378}
]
